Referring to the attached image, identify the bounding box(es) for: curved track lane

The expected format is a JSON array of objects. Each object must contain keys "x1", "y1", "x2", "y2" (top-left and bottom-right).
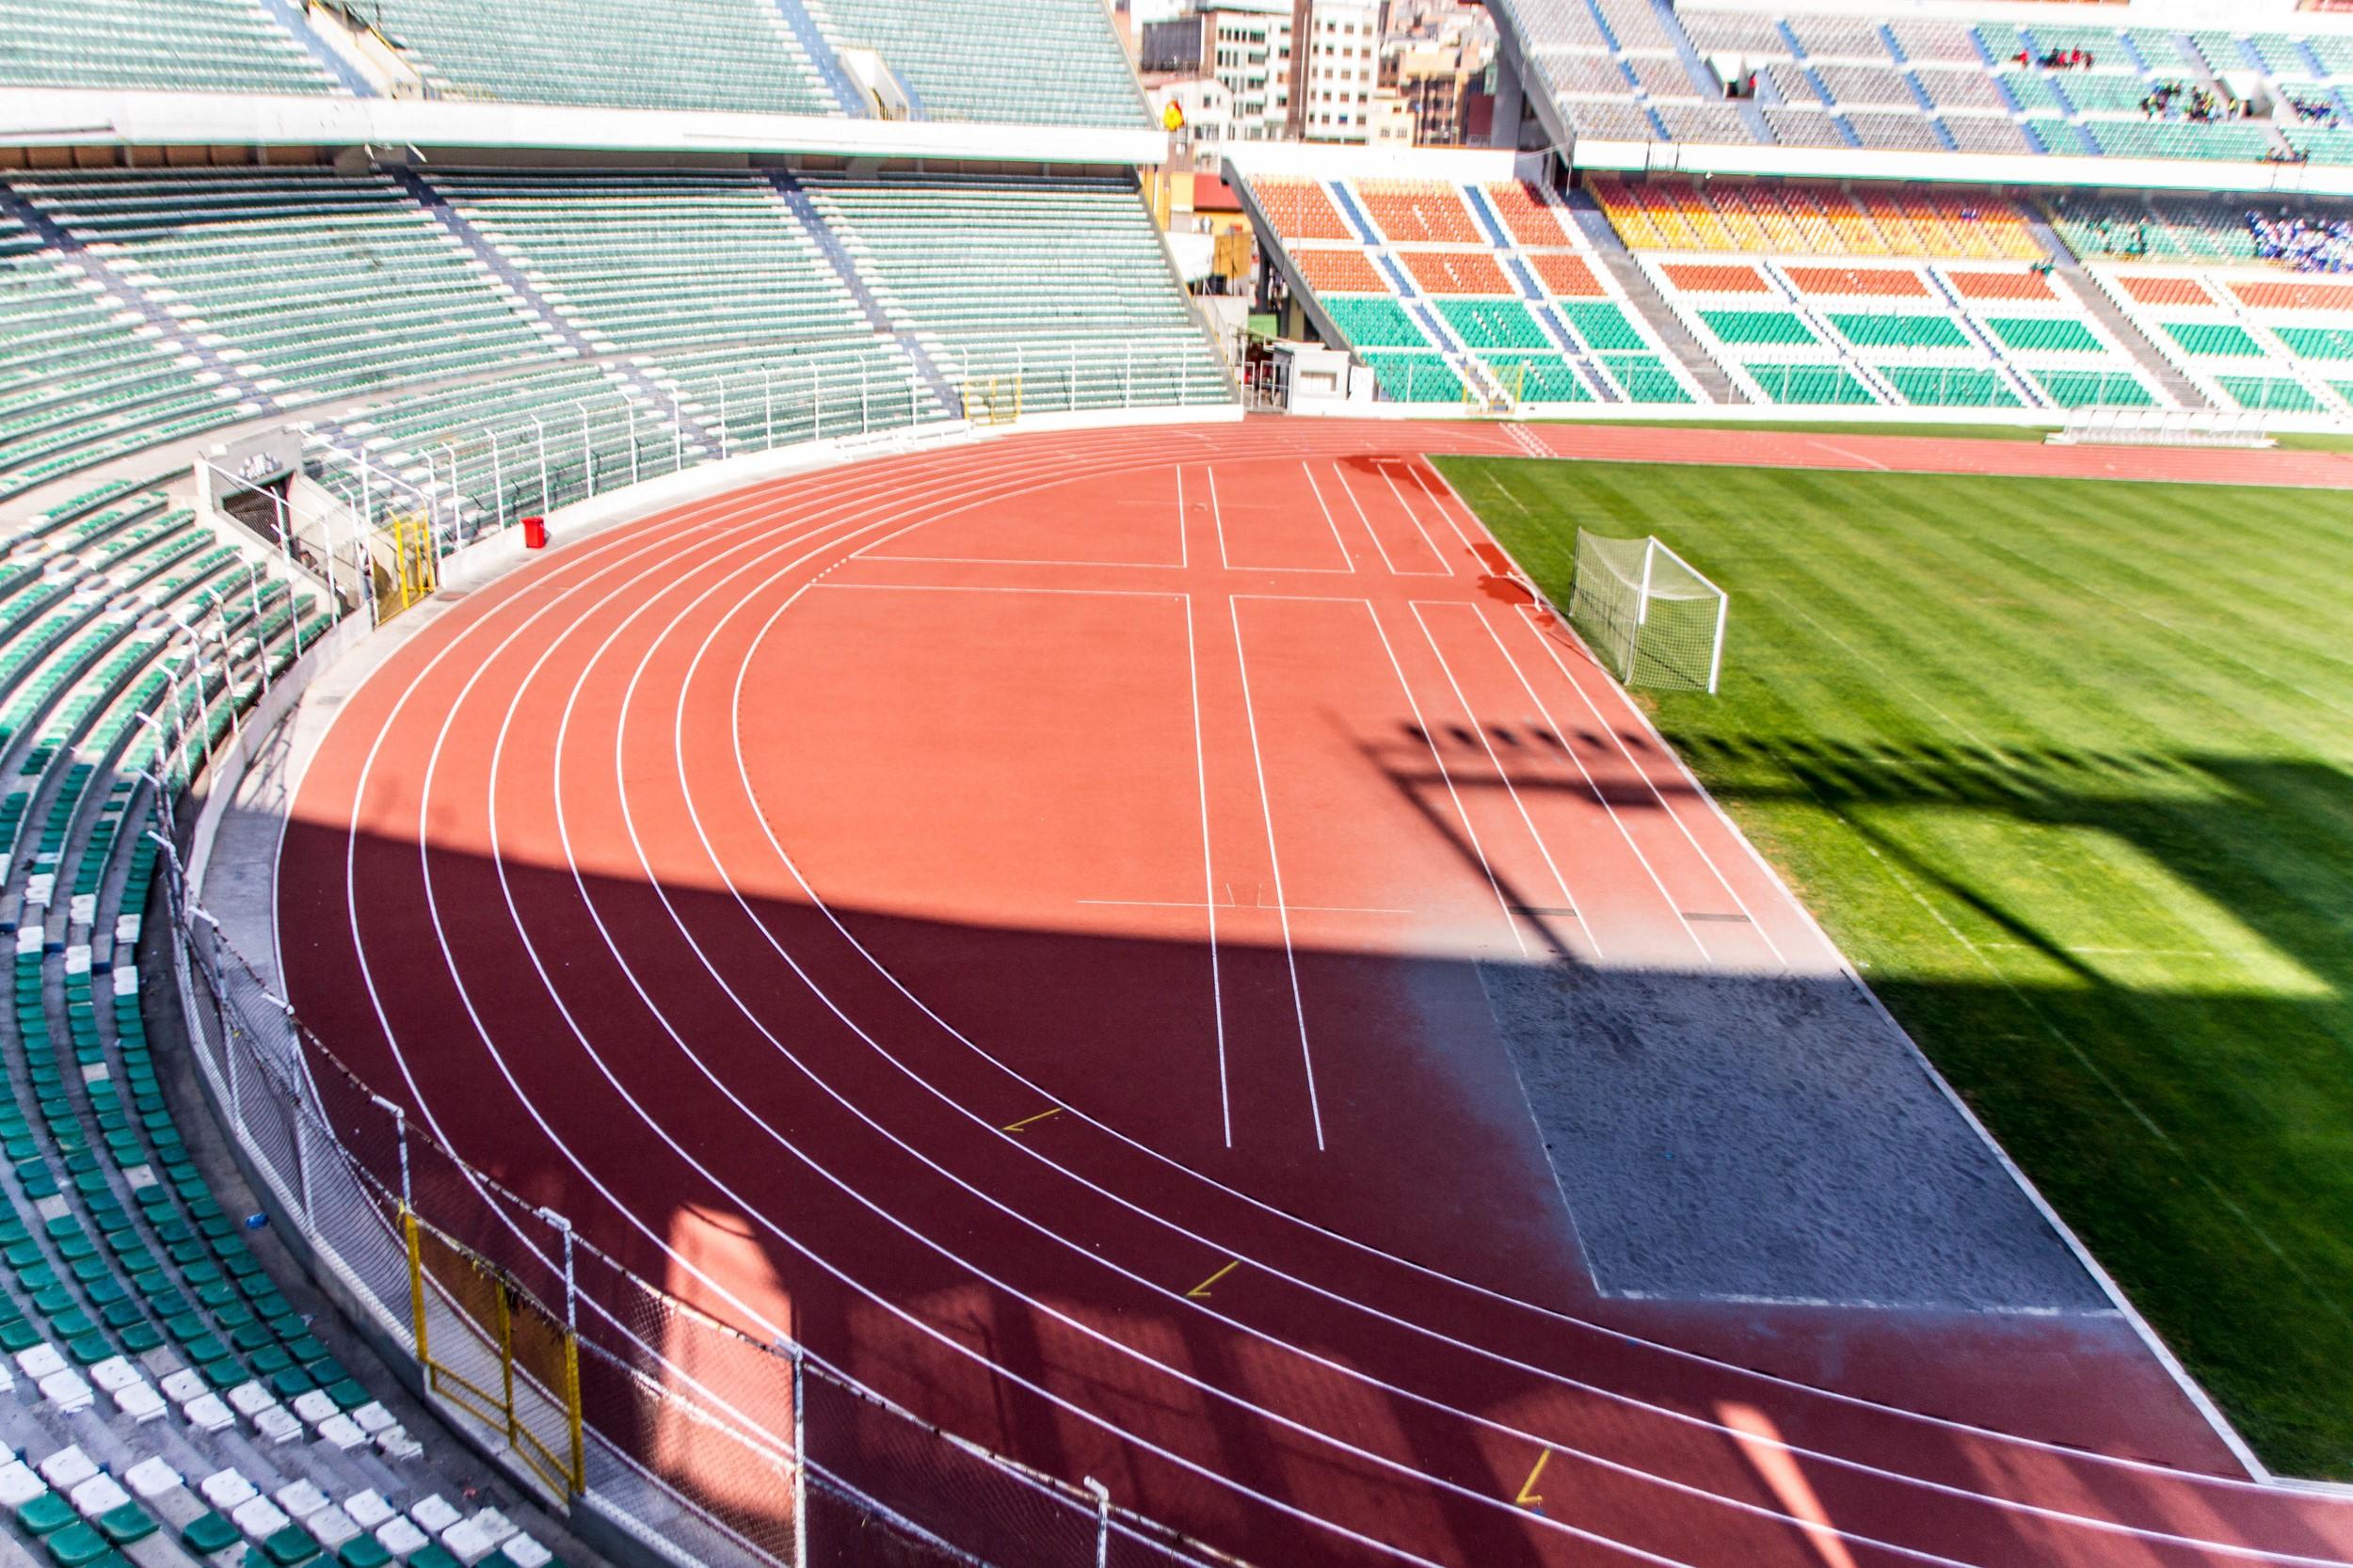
[{"x1": 276, "y1": 421, "x2": 2353, "y2": 1568}]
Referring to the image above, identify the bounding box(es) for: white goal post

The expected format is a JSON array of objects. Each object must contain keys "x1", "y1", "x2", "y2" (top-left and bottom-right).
[{"x1": 1569, "y1": 530, "x2": 1729, "y2": 695}]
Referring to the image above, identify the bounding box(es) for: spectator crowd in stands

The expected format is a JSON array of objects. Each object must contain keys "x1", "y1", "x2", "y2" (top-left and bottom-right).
[
  {"x1": 2138, "y1": 80, "x2": 2228, "y2": 120},
  {"x1": 2287, "y1": 92, "x2": 2344, "y2": 127},
  {"x1": 2249, "y1": 209, "x2": 2353, "y2": 270},
  {"x1": 2015, "y1": 45, "x2": 2098, "y2": 69}
]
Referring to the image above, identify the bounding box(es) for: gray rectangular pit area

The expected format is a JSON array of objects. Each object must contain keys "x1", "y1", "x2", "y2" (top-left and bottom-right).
[{"x1": 1480, "y1": 961, "x2": 2110, "y2": 1313}]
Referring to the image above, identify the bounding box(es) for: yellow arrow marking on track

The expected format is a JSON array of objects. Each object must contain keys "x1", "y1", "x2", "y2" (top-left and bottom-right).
[
  {"x1": 1185, "y1": 1259, "x2": 1241, "y2": 1299},
  {"x1": 1002, "y1": 1108, "x2": 1064, "y2": 1133},
  {"x1": 1515, "y1": 1448, "x2": 1551, "y2": 1509}
]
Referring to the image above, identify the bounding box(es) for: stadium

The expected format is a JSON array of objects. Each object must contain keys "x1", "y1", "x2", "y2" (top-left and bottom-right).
[{"x1": 0, "y1": 0, "x2": 2349, "y2": 1565}]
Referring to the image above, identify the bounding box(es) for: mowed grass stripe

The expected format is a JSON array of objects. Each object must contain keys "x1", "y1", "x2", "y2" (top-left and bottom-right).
[{"x1": 1439, "y1": 456, "x2": 2353, "y2": 1477}]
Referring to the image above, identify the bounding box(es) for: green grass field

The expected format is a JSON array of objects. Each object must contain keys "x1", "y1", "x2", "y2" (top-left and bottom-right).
[
  {"x1": 1439, "y1": 455, "x2": 2353, "y2": 1479},
  {"x1": 1522, "y1": 419, "x2": 2353, "y2": 454}
]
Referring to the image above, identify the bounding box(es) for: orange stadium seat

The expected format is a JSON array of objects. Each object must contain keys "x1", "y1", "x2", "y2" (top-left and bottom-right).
[
  {"x1": 2233, "y1": 278, "x2": 2353, "y2": 311},
  {"x1": 1946, "y1": 268, "x2": 2057, "y2": 300},
  {"x1": 1254, "y1": 177, "x2": 1353, "y2": 241},
  {"x1": 1663, "y1": 262, "x2": 1770, "y2": 293},
  {"x1": 1356, "y1": 180, "x2": 1482, "y2": 244},
  {"x1": 2118, "y1": 273, "x2": 2216, "y2": 306},
  {"x1": 1786, "y1": 264, "x2": 1928, "y2": 296},
  {"x1": 1401, "y1": 249, "x2": 1513, "y2": 296},
  {"x1": 1293, "y1": 247, "x2": 1389, "y2": 293},
  {"x1": 1531, "y1": 251, "x2": 1607, "y2": 296},
  {"x1": 1592, "y1": 176, "x2": 2043, "y2": 262},
  {"x1": 1485, "y1": 182, "x2": 1570, "y2": 247}
]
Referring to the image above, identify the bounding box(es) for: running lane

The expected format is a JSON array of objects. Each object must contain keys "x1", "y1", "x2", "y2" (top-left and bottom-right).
[{"x1": 275, "y1": 421, "x2": 2353, "y2": 1568}]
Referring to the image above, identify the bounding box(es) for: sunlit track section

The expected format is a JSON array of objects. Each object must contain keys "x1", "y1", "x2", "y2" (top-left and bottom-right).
[{"x1": 268, "y1": 421, "x2": 2353, "y2": 1568}]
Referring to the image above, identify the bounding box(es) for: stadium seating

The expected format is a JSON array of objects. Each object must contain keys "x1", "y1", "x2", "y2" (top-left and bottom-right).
[
  {"x1": 818, "y1": 0, "x2": 1148, "y2": 127},
  {"x1": 2081, "y1": 261, "x2": 2353, "y2": 415},
  {"x1": 1236, "y1": 168, "x2": 1697, "y2": 408},
  {"x1": 0, "y1": 0, "x2": 338, "y2": 95},
  {"x1": 429, "y1": 171, "x2": 870, "y2": 352},
  {"x1": 362, "y1": 0, "x2": 837, "y2": 113},
  {"x1": 0, "y1": 211, "x2": 251, "y2": 503},
  {"x1": 803, "y1": 173, "x2": 1227, "y2": 414},
  {"x1": 10, "y1": 169, "x2": 556, "y2": 408},
  {"x1": 1587, "y1": 179, "x2": 2042, "y2": 260}
]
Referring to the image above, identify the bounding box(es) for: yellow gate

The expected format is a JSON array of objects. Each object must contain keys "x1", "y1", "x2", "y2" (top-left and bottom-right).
[
  {"x1": 404, "y1": 1210, "x2": 585, "y2": 1501},
  {"x1": 966, "y1": 375, "x2": 1024, "y2": 426},
  {"x1": 376, "y1": 517, "x2": 440, "y2": 621}
]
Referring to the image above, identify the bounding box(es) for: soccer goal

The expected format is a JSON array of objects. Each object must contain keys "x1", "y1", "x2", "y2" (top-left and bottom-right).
[{"x1": 1568, "y1": 530, "x2": 1729, "y2": 694}]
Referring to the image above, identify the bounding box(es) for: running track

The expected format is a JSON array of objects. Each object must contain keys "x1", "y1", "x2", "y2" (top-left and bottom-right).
[{"x1": 273, "y1": 419, "x2": 2353, "y2": 1568}]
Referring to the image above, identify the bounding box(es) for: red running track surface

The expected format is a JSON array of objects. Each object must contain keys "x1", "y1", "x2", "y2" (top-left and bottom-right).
[{"x1": 276, "y1": 419, "x2": 2353, "y2": 1568}]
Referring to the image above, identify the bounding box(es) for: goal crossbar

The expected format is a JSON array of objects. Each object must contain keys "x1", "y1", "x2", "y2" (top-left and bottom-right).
[{"x1": 1568, "y1": 530, "x2": 1728, "y2": 695}]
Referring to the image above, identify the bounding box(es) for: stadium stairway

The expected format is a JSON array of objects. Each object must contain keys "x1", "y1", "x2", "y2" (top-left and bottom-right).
[
  {"x1": 760, "y1": 0, "x2": 864, "y2": 115},
  {"x1": 761, "y1": 173, "x2": 959, "y2": 413},
  {"x1": 2031, "y1": 215, "x2": 2212, "y2": 408},
  {"x1": 1564, "y1": 191, "x2": 1748, "y2": 403},
  {"x1": 0, "y1": 480, "x2": 595, "y2": 1568},
  {"x1": 246, "y1": 0, "x2": 377, "y2": 96},
  {"x1": 384, "y1": 172, "x2": 729, "y2": 456}
]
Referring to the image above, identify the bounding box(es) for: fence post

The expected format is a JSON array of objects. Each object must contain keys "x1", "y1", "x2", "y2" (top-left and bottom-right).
[
  {"x1": 791, "y1": 1343, "x2": 808, "y2": 1568},
  {"x1": 537, "y1": 1208, "x2": 584, "y2": 1496},
  {"x1": 576, "y1": 401, "x2": 595, "y2": 498},
  {"x1": 532, "y1": 416, "x2": 550, "y2": 517},
  {"x1": 403, "y1": 1208, "x2": 430, "y2": 1364},
  {"x1": 1085, "y1": 1478, "x2": 1109, "y2": 1568}
]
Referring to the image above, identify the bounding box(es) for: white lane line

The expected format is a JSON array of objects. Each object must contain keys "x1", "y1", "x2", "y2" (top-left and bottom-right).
[
  {"x1": 1182, "y1": 594, "x2": 1232, "y2": 1148},
  {"x1": 1299, "y1": 461, "x2": 1359, "y2": 573},
  {"x1": 1451, "y1": 600, "x2": 1714, "y2": 966},
  {"x1": 1225, "y1": 595, "x2": 1326, "y2": 1153},
  {"x1": 1404, "y1": 601, "x2": 1602, "y2": 963},
  {"x1": 1207, "y1": 462, "x2": 1232, "y2": 571},
  {"x1": 1369, "y1": 458, "x2": 1458, "y2": 575},
  {"x1": 1497, "y1": 604, "x2": 1790, "y2": 970}
]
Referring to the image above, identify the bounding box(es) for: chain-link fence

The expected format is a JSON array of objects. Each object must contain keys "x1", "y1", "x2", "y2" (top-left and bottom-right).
[{"x1": 158, "y1": 856, "x2": 1241, "y2": 1568}]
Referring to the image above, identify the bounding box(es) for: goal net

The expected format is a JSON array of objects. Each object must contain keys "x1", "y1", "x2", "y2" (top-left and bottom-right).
[{"x1": 1568, "y1": 530, "x2": 1728, "y2": 694}]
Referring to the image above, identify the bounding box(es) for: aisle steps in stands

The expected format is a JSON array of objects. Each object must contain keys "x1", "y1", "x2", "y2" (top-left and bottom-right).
[
  {"x1": 2030, "y1": 216, "x2": 2211, "y2": 408},
  {"x1": 1562, "y1": 193, "x2": 1747, "y2": 403},
  {"x1": 388, "y1": 171, "x2": 727, "y2": 456},
  {"x1": 762, "y1": 173, "x2": 958, "y2": 413}
]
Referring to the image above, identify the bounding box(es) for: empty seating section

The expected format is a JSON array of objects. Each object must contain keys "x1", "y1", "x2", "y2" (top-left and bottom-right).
[
  {"x1": 818, "y1": 0, "x2": 1146, "y2": 127},
  {"x1": 2237, "y1": 279, "x2": 2353, "y2": 311},
  {"x1": 1947, "y1": 268, "x2": 2057, "y2": 300},
  {"x1": 1746, "y1": 363, "x2": 1874, "y2": 404},
  {"x1": 1785, "y1": 264, "x2": 1926, "y2": 296},
  {"x1": 2031, "y1": 368, "x2": 2156, "y2": 408},
  {"x1": 1485, "y1": 184, "x2": 1571, "y2": 247},
  {"x1": 1255, "y1": 180, "x2": 1356, "y2": 244},
  {"x1": 0, "y1": 0, "x2": 336, "y2": 94},
  {"x1": 1361, "y1": 352, "x2": 1460, "y2": 402},
  {"x1": 2089, "y1": 120, "x2": 2280, "y2": 162},
  {"x1": 1541, "y1": 53, "x2": 1641, "y2": 96},
  {"x1": 11, "y1": 169, "x2": 552, "y2": 407},
  {"x1": 0, "y1": 213, "x2": 248, "y2": 502},
  {"x1": 1241, "y1": 168, "x2": 1685, "y2": 407},
  {"x1": 1849, "y1": 114, "x2": 1947, "y2": 152},
  {"x1": 783, "y1": 175, "x2": 1228, "y2": 414},
  {"x1": 362, "y1": 0, "x2": 832, "y2": 113},
  {"x1": 1483, "y1": 354, "x2": 1591, "y2": 402},
  {"x1": 1658, "y1": 104, "x2": 1761, "y2": 143},
  {"x1": 431, "y1": 172, "x2": 866, "y2": 351},
  {"x1": 1881, "y1": 365, "x2": 2019, "y2": 406},
  {"x1": 1831, "y1": 312, "x2": 1969, "y2": 348},
  {"x1": 1662, "y1": 263, "x2": 1769, "y2": 293},
  {"x1": 1292, "y1": 248, "x2": 1387, "y2": 293},
  {"x1": 1701, "y1": 310, "x2": 1818, "y2": 345},
  {"x1": 1318, "y1": 296, "x2": 1429, "y2": 349},
  {"x1": 1561, "y1": 102, "x2": 1663, "y2": 140},
  {"x1": 1356, "y1": 184, "x2": 1481, "y2": 245},
  {"x1": 1437, "y1": 300, "x2": 1549, "y2": 351},
  {"x1": 1529, "y1": 253, "x2": 1605, "y2": 296},
  {"x1": 0, "y1": 464, "x2": 592, "y2": 1568},
  {"x1": 1943, "y1": 116, "x2": 2037, "y2": 153},
  {"x1": 1587, "y1": 179, "x2": 2040, "y2": 260},
  {"x1": 1987, "y1": 316, "x2": 2103, "y2": 352},
  {"x1": 1401, "y1": 251, "x2": 1513, "y2": 296},
  {"x1": 2118, "y1": 273, "x2": 2214, "y2": 306}
]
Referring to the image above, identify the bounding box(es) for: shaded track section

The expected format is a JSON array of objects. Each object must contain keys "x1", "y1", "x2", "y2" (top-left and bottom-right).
[{"x1": 274, "y1": 420, "x2": 2353, "y2": 1568}]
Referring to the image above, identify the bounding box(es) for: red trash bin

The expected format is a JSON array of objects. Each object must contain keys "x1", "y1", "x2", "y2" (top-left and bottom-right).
[{"x1": 522, "y1": 514, "x2": 548, "y2": 550}]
